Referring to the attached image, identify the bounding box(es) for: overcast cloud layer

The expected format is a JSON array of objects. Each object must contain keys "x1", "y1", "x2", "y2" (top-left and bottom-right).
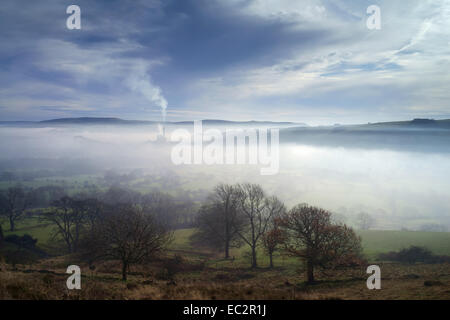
[{"x1": 0, "y1": 0, "x2": 449, "y2": 124}]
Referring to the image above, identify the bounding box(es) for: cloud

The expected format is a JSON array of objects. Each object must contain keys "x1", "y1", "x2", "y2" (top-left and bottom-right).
[{"x1": 0, "y1": 0, "x2": 449, "y2": 123}]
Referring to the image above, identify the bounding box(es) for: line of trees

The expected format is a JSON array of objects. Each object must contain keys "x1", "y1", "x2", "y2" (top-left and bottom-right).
[
  {"x1": 193, "y1": 183, "x2": 364, "y2": 283},
  {"x1": 1, "y1": 183, "x2": 364, "y2": 283},
  {"x1": 193, "y1": 183, "x2": 286, "y2": 268},
  {"x1": 0, "y1": 185, "x2": 198, "y2": 232},
  {"x1": 0, "y1": 185, "x2": 192, "y2": 281}
]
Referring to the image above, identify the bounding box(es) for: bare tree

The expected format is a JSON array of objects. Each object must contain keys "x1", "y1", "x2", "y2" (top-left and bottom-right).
[
  {"x1": 279, "y1": 205, "x2": 363, "y2": 283},
  {"x1": 0, "y1": 224, "x2": 4, "y2": 245},
  {"x1": 82, "y1": 205, "x2": 172, "y2": 281},
  {"x1": 32, "y1": 185, "x2": 66, "y2": 208},
  {"x1": 262, "y1": 218, "x2": 286, "y2": 268},
  {"x1": 73, "y1": 198, "x2": 103, "y2": 232},
  {"x1": 41, "y1": 196, "x2": 90, "y2": 253},
  {"x1": 193, "y1": 184, "x2": 243, "y2": 258},
  {"x1": 0, "y1": 193, "x2": 6, "y2": 239},
  {"x1": 1, "y1": 187, "x2": 33, "y2": 231},
  {"x1": 235, "y1": 184, "x2": 285, "y2": 268},
  {"x1": 101, "y1": 186, "x2": 141, "y2": 206},
  {"x1": 356, "y1": 212, "x2": 375, "y2": 230},
  {"x1": 141, "y1": 191, "x2": 178, "y2": 229}
]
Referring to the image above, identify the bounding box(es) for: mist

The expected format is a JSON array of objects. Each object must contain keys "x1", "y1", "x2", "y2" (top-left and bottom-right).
[{"x1": 0, "y1": 122, "x2": 449, "y2": 231}]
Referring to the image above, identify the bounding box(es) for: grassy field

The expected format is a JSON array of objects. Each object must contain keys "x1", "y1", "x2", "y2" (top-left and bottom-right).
[
  {"x1": 1, "y1": 247, "x2": 449, "y2": 300},
  {"x1": 168, "y1": 228, "x2": 450, "y2": 269},
  {"x1": 1, "y1": 219, "x2": 450, "y2": 300},
  {"x1": 3, "y1": 218, "x2": 450, "y2": 262},
  {"x1": 357, "y1": 230, "x2": 450, "y2": 258},
  {"x1": 1, "y1": 217, "x2": 54, "y2": 245}
]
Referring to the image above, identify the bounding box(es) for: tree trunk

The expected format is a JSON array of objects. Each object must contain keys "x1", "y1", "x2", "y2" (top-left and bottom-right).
[
  {"x1": 306, "y1": 260, "x2": 314, "y2": 283},
  {"x1": 269, "y1": 253, "x2": 273, "y2": 268},
  {"x1": 122, "y1": 261, "x2": 128, "y2": 281},
  {"x1": 9, "y1": 217, "x2": 15, "y2": 232},
  {"x1": 65, "y1": 239, "x2": 72, "y2": 253},
  {"x1": 224, "y1": 214, "x2": 230, "y2": 259},
  {"x1": 0, "y1": 224, "x2": 4, "y2": 243},
  {"x1": 74, "y1": 224, "x2": 79, "y2": 253},
  {"x1": 251, "y1": 246, "x2": 257, "y2": 268},
  {"x1": 225, "y1": 239, "x2": 230, "y2": 259}
]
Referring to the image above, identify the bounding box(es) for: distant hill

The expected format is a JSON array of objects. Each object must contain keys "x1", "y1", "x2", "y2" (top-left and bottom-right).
[
  {"x1": 0, "y1": 117, "x2": 304, "y2": 127},
  {"x1": 39, "y1": 117, "x2": 155, "y2": 125},
  {"x1": 33, "y1": 117, "x2": 450, "y2": 129},
  {"x1": 281, "y1": 118, "x2": 450, "y2": 153},
  {"x1": 282, "y1": 118, "x2": 450, "y2": 133},
  {"x1": 1, "y1": 117, "x2": 449, "y2": 131},
  {"x1": 0, "y1": 121, "x2": 36, "y2": 126},
  {"x1": 174, "y1": 119, "x2": 304, "y2": 127},
  {"x1": 365, "y1": 118, "x2": 450, "y2": 130}
]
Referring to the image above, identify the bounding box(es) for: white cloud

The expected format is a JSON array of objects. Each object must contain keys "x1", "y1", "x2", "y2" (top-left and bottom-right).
[
  {"x1": 1, "y1": 0, "x2": 449, "y2": 123},
  {"x1": 184, "y1": 0, "x2": 450, "y2": 123}
]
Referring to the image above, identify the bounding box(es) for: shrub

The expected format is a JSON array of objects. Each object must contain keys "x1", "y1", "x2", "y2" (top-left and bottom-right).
[
  {"x1": 162, "y1": 254, "x2": 184, "y2": 279},
  {"x1": 2, "y1": 234, "x2": 46, "y2": 266},
  {"x1": 4, "y1": 234, "x2": 37, "y2": 249},
  {"x1": 378, "y1": 246, "x2": 450, "y2": 264}
]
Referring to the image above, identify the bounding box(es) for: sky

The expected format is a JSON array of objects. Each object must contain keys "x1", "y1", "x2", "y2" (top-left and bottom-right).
[{"x1": 0, "y1": 0, "x2": 449, "y2": 125}]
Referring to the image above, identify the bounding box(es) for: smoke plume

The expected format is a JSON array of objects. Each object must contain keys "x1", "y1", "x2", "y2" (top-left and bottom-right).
[{"x1": 126, "y1": 66, "x2": 168, "y2": 122}]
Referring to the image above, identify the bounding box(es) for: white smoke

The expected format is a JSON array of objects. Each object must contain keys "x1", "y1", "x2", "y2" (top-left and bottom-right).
[{"x1": 126, "y1": 65, "x2": 168, "y2": 122}]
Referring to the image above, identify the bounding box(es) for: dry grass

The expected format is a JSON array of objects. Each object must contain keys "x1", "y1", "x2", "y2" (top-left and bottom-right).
[{"x1": 1, "y1": 257, "x2": 449, "y2": 300}]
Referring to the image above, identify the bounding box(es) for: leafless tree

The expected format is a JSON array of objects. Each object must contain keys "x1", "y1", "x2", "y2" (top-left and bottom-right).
[
  {"x1": 74, "y1": 198, "x2": 103, "y2": 231},
  {"x1": 40, "y1": 196, "x2": 99, "y2": 253},
  {"x1": 40, "y1": 197, "x2": 81, "y2": 253},
  {"x1": 82, "y1": 205, "x2": 172, "y2": 281},
  {"x1": 141, "y1": 191, "x2": 178, "y2": 229},
  {"x1": 32, "y1": 185, "x2": 66, "y2": 208},
  {"x1": 262, "y1": 218, "x2": 286, "y2": 268},
  {"x1": 235, "y1": 184, "x2": 285, "y2": 268},
  {"x1": 356, "y1": 212, "x2": 375, "y2": 230},
  {"x1": 193, "y1": 184, "x2": 244, "y2": 258},
  {"x1": 0, "y1": 224, "x2": 4, "y2": 245},
  {"x1": 279, "y1": 205, "x2": 363, "y2": 283},
  {"x1": 101, "y1": 186, "x2": 141, "y2": 206},
  {"x1": 0, "y1": 193, "x2": 6, "y2": 238},
  {"x1": 1, "y1": 187, "x2": 33, "y2": 231}
]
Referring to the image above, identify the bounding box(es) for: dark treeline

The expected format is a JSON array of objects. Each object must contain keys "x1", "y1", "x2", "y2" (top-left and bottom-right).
[
  {"x1": 0, "y1": 185, "x2": 197, "y2": 233},
  {"x1": 191, "y1": 183, "x2": 364, "y2": 283},
  {"x1": 0, "y1": 182, "x2": 365, "y2": 283},
  {"x1": 0, "y1": 184, "x2": 196, "y2": 280}
]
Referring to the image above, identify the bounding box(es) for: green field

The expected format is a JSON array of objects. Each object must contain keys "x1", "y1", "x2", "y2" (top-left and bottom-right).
[
  {"x1": 2, "y1": 218, "x2": 450, "y2": 264},
  {"x1": 170, "y1": 228, "x2": 450, "y2": 267},
  {"x1": 357, "y1": 230, "x2": 450, "y2": 258},
  {"x1": 172, "y1": 228, "x2": 450, "y2": 269},
  {"x1": 1, "y1": 217, "x2": 54, "y2": 245}
]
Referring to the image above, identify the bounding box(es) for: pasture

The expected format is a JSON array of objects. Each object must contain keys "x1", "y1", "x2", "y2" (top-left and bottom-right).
[{"x1": 3, "y1": 217, "x2": 450, "y2": 264}]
